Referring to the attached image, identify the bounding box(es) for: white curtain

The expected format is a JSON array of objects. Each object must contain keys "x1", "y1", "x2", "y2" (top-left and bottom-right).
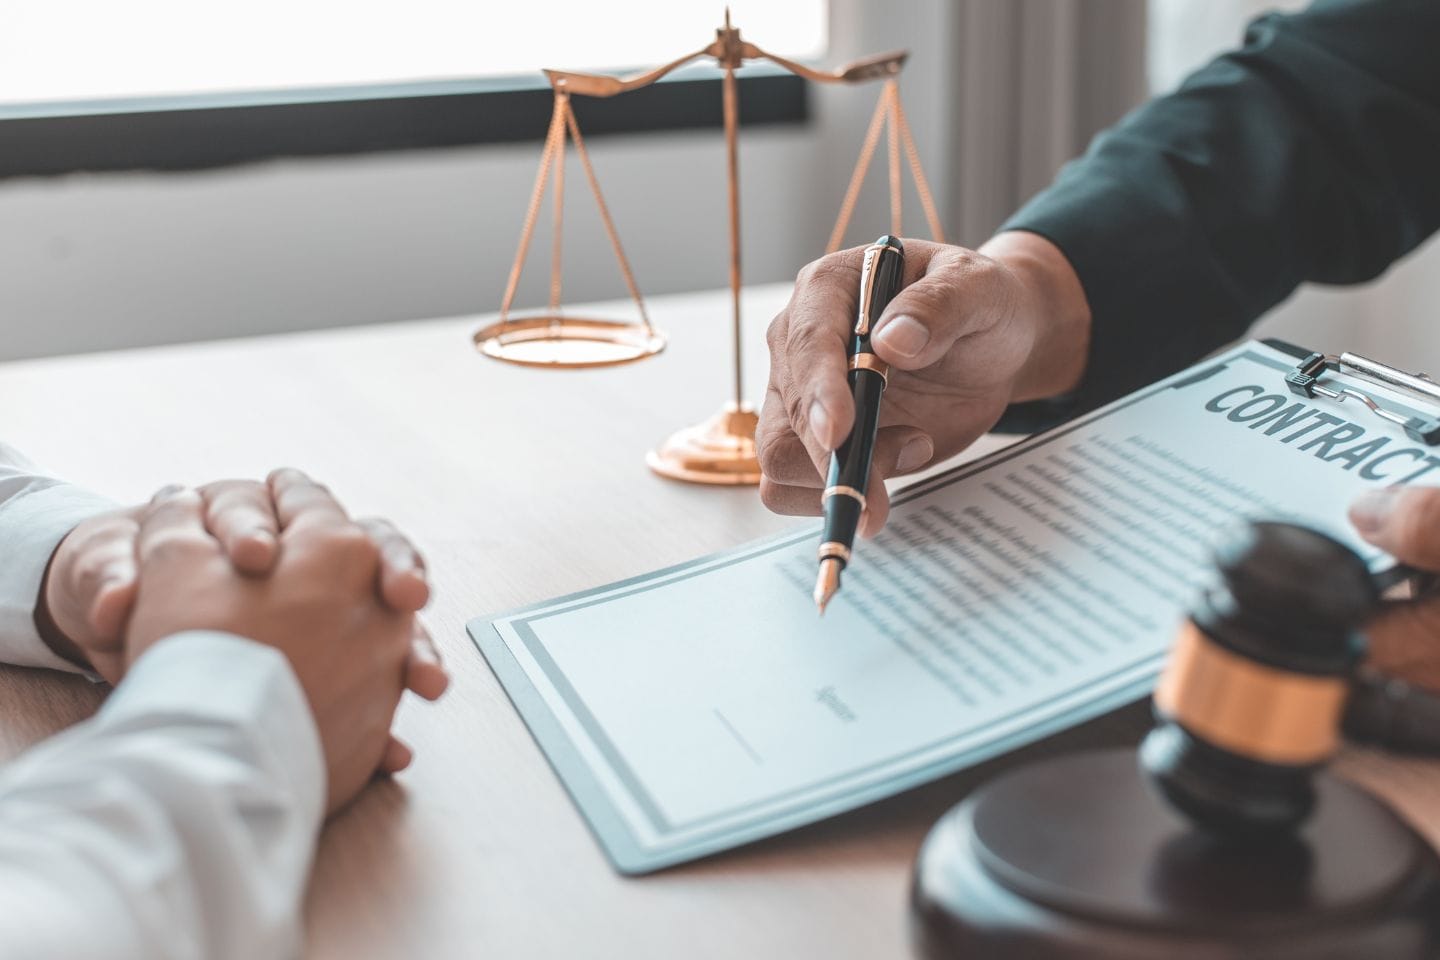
[{"x1": 820, "y1": 0, "x2": 1149, "y2": 248}]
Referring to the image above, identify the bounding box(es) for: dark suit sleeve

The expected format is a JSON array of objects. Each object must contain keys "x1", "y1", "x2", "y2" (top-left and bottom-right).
[{"x1": 997, "y1": 0, "x2": 1440, "y2": 430}]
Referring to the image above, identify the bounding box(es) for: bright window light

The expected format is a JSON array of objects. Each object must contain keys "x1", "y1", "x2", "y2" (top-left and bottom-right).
[{"x1": 0, "y1": 2, "x2": 828, "y2": 106}]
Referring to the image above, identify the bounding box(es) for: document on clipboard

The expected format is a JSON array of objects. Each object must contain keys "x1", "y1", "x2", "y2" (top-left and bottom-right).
[{"x1": 470, "y1": 339, "x2": 1437, "y2": 874}]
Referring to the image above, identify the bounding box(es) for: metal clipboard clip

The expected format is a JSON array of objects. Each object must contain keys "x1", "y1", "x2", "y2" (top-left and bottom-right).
[{"x1": 1286, "y1": 351, "x2": 1440, "y2": 445}]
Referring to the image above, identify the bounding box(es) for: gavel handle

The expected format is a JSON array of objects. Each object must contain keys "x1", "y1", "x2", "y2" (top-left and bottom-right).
[{"x1": 1344, "y1": 669, "x2": 1440, "y2": 754}]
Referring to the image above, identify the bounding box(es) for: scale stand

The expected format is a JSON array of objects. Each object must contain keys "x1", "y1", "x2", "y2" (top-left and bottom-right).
[
  {"x1": 477, "y1": 9, "x2": 947, "y2": 485},
  {"x1": 472, "y1": 90, "x2": 664, "y2": 369}
]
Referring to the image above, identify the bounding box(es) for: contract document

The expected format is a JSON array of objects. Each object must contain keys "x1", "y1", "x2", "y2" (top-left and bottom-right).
[{"x1": 471, "y1": 340, "x2": 1428, "y2": 873}]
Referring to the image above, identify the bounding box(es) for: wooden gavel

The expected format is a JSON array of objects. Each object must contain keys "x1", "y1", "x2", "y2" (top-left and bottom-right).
[{"x1": 912, "y1": 521, "x2": 1440, "y2": 959}]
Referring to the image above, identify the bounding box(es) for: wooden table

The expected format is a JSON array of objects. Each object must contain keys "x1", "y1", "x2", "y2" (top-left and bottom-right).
[{"x1": 2, "y1": 284, "x2": 1437, "y2": 958}]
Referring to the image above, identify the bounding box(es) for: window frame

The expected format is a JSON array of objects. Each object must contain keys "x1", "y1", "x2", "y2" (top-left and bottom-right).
[{"x1": 0, "y1": 66, "x2": 809, "y2": 177}]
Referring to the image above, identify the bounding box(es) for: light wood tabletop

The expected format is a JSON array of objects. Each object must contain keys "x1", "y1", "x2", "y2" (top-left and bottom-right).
[{"x1": 2, "y1": 284, "x2": 1438, "y2": 959}]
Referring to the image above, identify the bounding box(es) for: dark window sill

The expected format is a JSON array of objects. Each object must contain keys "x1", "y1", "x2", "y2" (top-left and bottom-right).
[{"x1": 0, "y1": 66, "x2": 808, "y2": 178}]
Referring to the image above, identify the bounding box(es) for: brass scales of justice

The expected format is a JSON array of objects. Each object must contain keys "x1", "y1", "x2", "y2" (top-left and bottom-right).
[{"x1": 473, "y1": 10, "x2": 946, "y2": 485}]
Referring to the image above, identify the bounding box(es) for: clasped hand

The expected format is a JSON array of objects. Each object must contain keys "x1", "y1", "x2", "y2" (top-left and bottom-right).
[{"x1": 39, "y1": 468, "x2": 448, "y2": 813}]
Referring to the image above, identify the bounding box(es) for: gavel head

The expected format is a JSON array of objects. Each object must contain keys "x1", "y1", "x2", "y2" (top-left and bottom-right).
[{"x1": 1140, "y1": 521, "x2": 1378, "y2": 835}]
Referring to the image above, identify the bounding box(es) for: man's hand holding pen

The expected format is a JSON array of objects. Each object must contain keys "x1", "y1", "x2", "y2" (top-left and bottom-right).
[
  {"x1": 764, "y1": 233, "x2": 1440, "y2": 694},
  {"x1": 756, "y1": 232, "x2": 1092, "y2": 535}
]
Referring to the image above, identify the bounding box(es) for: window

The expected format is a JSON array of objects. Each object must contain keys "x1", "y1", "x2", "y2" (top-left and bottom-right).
[
  {"x1": 0, "y1": 3, "x2": 822, "y2": 176},
  {"x1": 1, "y1": 2, "x2": 826, "y2": 106}
]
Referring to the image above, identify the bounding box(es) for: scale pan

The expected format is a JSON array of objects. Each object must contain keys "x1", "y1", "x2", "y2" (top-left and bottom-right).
[{"x1": 474, "y1": 315, "x2": 666, "y2": 369}]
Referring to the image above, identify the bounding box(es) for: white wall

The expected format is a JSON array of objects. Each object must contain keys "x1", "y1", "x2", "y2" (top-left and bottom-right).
[{"x1": 0, "y1": 115, "x2": 827, "y2": 361}]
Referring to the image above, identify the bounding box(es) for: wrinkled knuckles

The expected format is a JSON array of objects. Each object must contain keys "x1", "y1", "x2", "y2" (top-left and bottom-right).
[
  {"x1": 781, "y1": 382, "x2": 813, "y2": 443},
  {"x1": 795, "y1": 252, "x2": 860, "y2": 290},
  {"x1": 754, "y1": 426, "x2": 780, "y2": 477},
  {"x1": 765, "y1": 312, "x2": 791, "y2": 355},
  {"x1": 758, "y1": 477, "x2": 790, "y2": 513},
  {"x1": 756, "y1": 437, "x2": 812, "y2": 485},
  {"x1": 947, "y1": 254, "x2": 1016, "y2": 333},
  {"x1": 784, "y1": 320, "x2": 842, "y2": 374}
]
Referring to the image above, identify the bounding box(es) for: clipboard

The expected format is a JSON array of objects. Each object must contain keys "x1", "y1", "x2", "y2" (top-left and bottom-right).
[
  {"x1": 470, "y1": 339, "x2": 1429, "y2": 874},
  {"x1": 1266, "y1": 338, "x2": 1440, "y2": 446},
  {"x1": 1265, "y1": 337, "x2": 1439, "y2": 592}
]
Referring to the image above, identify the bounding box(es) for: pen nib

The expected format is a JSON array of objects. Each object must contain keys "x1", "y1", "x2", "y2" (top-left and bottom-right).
[{"x1": 814, "y1": 558, "x2": 842, "y2": 616}]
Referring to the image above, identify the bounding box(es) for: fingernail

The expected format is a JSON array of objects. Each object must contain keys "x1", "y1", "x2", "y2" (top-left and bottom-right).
[
  {"x1": 874, "y1": 315, "x2": 930, "y2": 359},
  {"x1": 897, "y1": 436, "x2": 934, "y2": 473},
  {"x1": 150, "y1": 484, "x2": 186, "y2": 504},
  {"x1": 1351, "y1": 487, "x2": 1399, "y2": 534},
  {"x1": 384, "y1": 544, "x2": 416, "y2": 571},
  {"x1": 809, "y1": 400, "x2": 833, "y2": 450}
]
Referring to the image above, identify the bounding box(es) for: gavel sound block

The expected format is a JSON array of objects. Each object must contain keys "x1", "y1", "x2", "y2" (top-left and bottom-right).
[
  {"x1": 912, "y1": 749, "x2": 1440, "y2": 958},
  {"x1": 912, "y1": 522, "x2": 1440, "y2": 958}
]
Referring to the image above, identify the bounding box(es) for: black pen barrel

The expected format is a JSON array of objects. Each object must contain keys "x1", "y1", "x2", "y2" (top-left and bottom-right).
[
  {"x1": 822, "y1": 367, "x2": 886, "y2": 555},
  {"x1": 819, "y1": 235, "x2": 905, "y2": 562},
  {"x1": 814, "y1": 235, "x2": 904, "y2": 612}
]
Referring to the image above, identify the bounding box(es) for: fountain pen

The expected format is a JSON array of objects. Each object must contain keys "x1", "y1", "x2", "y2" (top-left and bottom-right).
[{"x1": 814, "y1": 235, "x2": 906, "y2": 614}]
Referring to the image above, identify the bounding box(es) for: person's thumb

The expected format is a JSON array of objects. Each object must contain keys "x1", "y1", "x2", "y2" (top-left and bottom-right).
[
  {"x1": 1351, "y1": 485, "x2": 1440, "y2": 571},
  {"x1": 868, "y1": 251, "x2": 1002, "y2": 370}
]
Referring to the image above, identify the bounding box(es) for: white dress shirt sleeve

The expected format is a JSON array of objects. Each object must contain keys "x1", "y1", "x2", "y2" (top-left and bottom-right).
[
  {"x1": 0, "y1": 631, "x2": 326, "y2": 960},
  {"x1": 0, "y1": 442, "x2": 118, "y2": 672}
]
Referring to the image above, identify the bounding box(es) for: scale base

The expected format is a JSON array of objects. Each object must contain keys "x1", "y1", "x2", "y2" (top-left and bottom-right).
[
  {"x1": 647, "y1": 402, "x2": 761, "y2": 486},
  {"x1": 473, "y1": 315, "x2": 666, "y2": 369},
  {"x1": 912, "y1": 748, "x2": 1440, "y2": 959}
]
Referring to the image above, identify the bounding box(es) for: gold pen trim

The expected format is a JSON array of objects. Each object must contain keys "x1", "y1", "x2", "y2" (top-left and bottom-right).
[
  {"x1": 1154, "y1": 623, "x2": 1347, "y2": 766},
  {"x1": 822, "y1": 485, "x2": 867, "y2": 511},
  {"x1": 849, "y1": 353, "x2": 889, "y2": 381},
  {"x1": 853, "y1": 241, "x2": 898, "y2": 337},
  {"x1": 855, "y1": 247, "x2": 878, "y2": 336},
  {"x1": 817, "y1": 541, "x2": 852, "y2": 564}
]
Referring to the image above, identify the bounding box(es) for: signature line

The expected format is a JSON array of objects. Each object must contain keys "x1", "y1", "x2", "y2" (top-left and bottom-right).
[{"x1": 713, "y1": 708, "x2": 763, "y2": 765}]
